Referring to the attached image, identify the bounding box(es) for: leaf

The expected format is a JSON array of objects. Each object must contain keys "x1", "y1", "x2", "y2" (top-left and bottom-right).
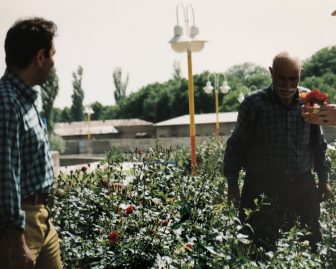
[{"x1": 204, "y1": 245, "x2": 217, "y2": 255}]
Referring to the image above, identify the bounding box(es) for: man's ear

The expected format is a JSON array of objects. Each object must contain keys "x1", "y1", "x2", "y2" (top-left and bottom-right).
[{"x1": 35, "y1": 49, "x2": 46, "y2": 67}]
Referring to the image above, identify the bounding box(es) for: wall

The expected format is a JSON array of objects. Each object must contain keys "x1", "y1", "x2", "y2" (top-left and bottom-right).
[
  {"x1": 62, "y1": 126, "x2": 336, "y2": 155},
  {"x1": 156, "y1": 123, "x2": 236, "y2": 138},
  {"x1": 63, "y1": 136, "x2": 230, "y2": 155}
]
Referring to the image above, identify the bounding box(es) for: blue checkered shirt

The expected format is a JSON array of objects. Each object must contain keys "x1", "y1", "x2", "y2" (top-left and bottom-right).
[
  {"x1": 0, "y1": 69, "x2": 54, "y2": 230},
  {"x1": 223, "y1": 86, "x2": 330, "y2": 186}
]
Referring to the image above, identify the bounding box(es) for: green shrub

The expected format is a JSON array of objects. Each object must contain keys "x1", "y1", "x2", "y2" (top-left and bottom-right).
[
  {"x1": 50, "y1": 139, "x2": 336, "y2": 268},
  {"x1": 49, "y1": 133, "x2": 65, "y2": 153}
]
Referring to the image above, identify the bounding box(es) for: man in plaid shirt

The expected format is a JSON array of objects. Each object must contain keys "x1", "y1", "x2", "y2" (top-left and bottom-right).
[
  {"x1": 0, "y1": 18, "x2": 62, "y2": 268},
  {"x1": 223, "y1": 52, "x2": 333, "y2": 250}
]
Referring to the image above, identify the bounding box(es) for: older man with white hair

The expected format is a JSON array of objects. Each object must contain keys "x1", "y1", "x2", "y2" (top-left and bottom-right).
[{"x1": 224, "y1": 52, "x2": 332, "y2": 251}]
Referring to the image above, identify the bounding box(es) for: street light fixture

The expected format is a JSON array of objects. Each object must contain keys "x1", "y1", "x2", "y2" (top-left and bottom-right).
[
  {"x1": 169, "y1": 3, "x2": 207, "y2": 175},
  {"x1": 84, "y1": 105, "x2": 94, "y2": 155},
  {"x1": 238, "y1": 85, "x2": 257, "y2": 103},
  {"x1": 203, "y1": 73, "x2": 231, "y2": 137}
]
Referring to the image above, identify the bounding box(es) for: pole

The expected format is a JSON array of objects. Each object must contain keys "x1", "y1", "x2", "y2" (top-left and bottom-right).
[
  {"x1": 87, "y1": 113, "x2": 92, "y2": 155},
  {"x1": 187, "y1": 50, "x2": 196, "y2": 175},
  {"x1": 215, "y1": 91, "x2": 220, "y2": 138}
]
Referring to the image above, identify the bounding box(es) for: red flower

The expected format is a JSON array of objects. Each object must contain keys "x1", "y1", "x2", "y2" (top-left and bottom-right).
[
  {"x1": 108, "y1": 230, "x2": 118, "y2": 243},
  {"x1": 81, "y1": 166, "x2": 87, "y2": 173},
  {"x1": 184, "y1": 243, "x2": 193, "y2": 251},
  {"x1": 125, "y1": 205, "x2": 136, "y2": 216},
  {"x1": 162, "y1": 219, "x2": 169, "y2": 226},
  {"x1": 101, "y1": 178, "x2": 110, "y2": 188},
  {"x1": 301, "y1": 89, "x2": 328, "y2": 106}
]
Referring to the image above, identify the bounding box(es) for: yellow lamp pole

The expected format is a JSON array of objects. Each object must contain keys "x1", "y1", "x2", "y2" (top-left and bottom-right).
[
  {"x1": 187, "y1": 51, "x2": 196, "y2": 170},
  {"x1": 215, "y1": 90, "x2": 219, "y2": 137},
  {"x1": 204, "y1": 73, "x2": 230, "y2": 139},
  {"x1": 169, "y1": 3, "x2": 206, "y2": 175},
  {"x1": 84, "y1": 106, "x2": 94, "y2": 155},
  {"x1": 88, "y1": 112, "x2": 91, "y2": 145}
]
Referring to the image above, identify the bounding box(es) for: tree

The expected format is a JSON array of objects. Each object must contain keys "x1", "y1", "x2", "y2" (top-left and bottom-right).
[
  {"x1": 52, "y1": 107, "x2": 62, "y2": 123},
  {"x1": 301, "y1": 46, "x2": 336, "y2": 103},
  {"x1": 226, "y1": 62, "x2": 271, "y2": 89},
  {"x1": 113, "y1": 67, "x2": 129, "y2": 104},
  {"x1": 60, "y1": 107, "x2": 72, "y2": 123},
  {"x1": 172, "y1": 60, "x2": 182, "y2": 81},
  {"x1": 301, "y1": 46, "x2": 336, "y2": 79},
  {"x1": 91, "y1": 101, "x2": 104, "y2": 120},
  {"x1": 70, "y1": 66, "x2": 85, "y2": 121},
  {"x1": 99, "y1": 64, "x2": 272, "y2": 123},
  {"x1": 41, "y1": 67, "x2": 59, "y2": 133}
]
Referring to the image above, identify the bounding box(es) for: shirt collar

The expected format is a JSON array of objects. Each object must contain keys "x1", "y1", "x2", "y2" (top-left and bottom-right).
[{"x1": 3, "y1": 68, "x2": 38, "y2": 104}]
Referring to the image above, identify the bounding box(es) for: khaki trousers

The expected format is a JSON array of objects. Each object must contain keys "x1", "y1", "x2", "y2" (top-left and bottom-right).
[
  {"x1": 0, "y1": 204, "x2": 62, "y2": 269},
  {"x1": 24, "y1": 204, "x2": 62, "y2": 269}
]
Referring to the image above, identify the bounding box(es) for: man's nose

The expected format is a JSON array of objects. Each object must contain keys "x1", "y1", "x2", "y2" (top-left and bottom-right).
[{"x1": 284, "y1": 79, "x2": 291, "y2": 89}]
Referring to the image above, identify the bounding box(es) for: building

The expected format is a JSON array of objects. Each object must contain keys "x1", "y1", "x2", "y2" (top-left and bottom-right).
[
  {"x1": 55, "y1": 119, "x2": 155, "y2": 140},
  {"x1": 155, "y1": 112, "x2": 238, "y2": 137}
]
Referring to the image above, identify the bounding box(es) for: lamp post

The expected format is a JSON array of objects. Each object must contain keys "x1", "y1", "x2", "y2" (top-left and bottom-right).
[
  {"x1": 238, "y1": 85, "x2": 257, "y2": 103},
  {"x1": 169, "y1": 3, "x2": 207, "y2": 175},
  {"x1": 84, "y1": 106, "x2": 94, "y2": 155},
  {"x1": 203, "y1": 73, "x2": 231, "y2": 137}
]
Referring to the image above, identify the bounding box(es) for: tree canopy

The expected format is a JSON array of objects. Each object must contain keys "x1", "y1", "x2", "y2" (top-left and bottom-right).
[
  {"x1": 54, "y1": 46, "x2": 336, "y2": 123},
  {"x1": 70, "y1": 66, "x2": 85, "y2": 122}
]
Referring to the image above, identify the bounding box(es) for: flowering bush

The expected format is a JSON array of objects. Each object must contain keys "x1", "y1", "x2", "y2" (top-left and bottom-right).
[{"x1": 50, "y1": 139, "x2": 336, "y2": 268}]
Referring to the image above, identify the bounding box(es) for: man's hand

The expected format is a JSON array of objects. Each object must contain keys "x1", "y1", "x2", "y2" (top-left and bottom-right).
[
  {"x1": 318, "y1": 182, "x2": 333, "y2": 202},
  {"x1": 301, "y1": 105, "x2": 320, "y2": 124},
  {"x1": 6, "y1": 229, "x2": 34, "y2": 269},
  {"x1": 317, "y1": 104, "x2": 336, "y2": 126},
  {"x1": 227, "y1": 185, "x2": 241, "y2": 208}
]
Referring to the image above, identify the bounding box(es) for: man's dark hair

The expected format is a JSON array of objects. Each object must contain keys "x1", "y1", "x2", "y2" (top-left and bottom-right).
[{"x1": 5, "y1": 17, "x2": 57, "y2": 69}]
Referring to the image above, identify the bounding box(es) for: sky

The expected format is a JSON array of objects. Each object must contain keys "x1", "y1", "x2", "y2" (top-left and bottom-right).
[{"x1": 1, "y1": 0, "x2": 336, "y2": 108}]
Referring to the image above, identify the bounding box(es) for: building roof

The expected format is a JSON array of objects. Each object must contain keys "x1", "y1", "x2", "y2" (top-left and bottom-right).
[
  {"x1": 55, "y1": 118, "x2": 153, "y2": 137},
  {"x1": 155, "y1": 112, "x2": 238, "y2": 127},
  {"x1": 55, "y1": 124, "x2": 119, "y2": 136}
]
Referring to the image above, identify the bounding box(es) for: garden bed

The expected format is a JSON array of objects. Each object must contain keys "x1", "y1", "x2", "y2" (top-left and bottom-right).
[{"x1": 51, "y1": 140, "x2": 336, "y2": 268}]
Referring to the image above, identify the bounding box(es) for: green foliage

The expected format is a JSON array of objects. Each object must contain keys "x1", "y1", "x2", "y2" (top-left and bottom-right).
[
  {"x1": 70, "y1": 66, "x2": 85, "y2": 122},
  {"x1": 301, "y1": 46, "x2": 336, "y2": 104},
  {"x1": 53, "y1": 47, "x2": 336, "y2": 123},
  {"x1": 113, "y1": 67, "x2": 129, "y2": 104},
  {"x1": 108, "y1": 63, "x2": 270, "y2": 122},
  {"x1": 101, "y1": 105, "x2": 121, "y2": 120},
  {"x1": 52, "y1": 107, "x2": 62, "y2": 123},
  {"x1": 41, "y1": 68, "x2": 59, "y2": 132},
  {"x1": 58, "y1": 107, "x2": 72, "y2": 123},
  {"x1": 91, "y1": 101, "x2": 104, "y2": 121},
  {"x1": 226, "y1": 62, "x2": 271, "y2": 88},
  {"x1": 50, "y1": 140, "x2": 336, "y2": 268},
  {"x1": 49, "y1": 133, "x2": 65, "y2": 153},
  {"x1": 301, "y1": 46, "x2": 336, "y2": 79},
  {"x1": 172, "y1": 60, "x2": 182, "y2": 81}
]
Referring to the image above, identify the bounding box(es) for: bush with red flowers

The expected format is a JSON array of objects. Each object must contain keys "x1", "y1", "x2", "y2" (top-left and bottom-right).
[{"x1": 50, "y1": 139, "x2": 336, "y2": 269}]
